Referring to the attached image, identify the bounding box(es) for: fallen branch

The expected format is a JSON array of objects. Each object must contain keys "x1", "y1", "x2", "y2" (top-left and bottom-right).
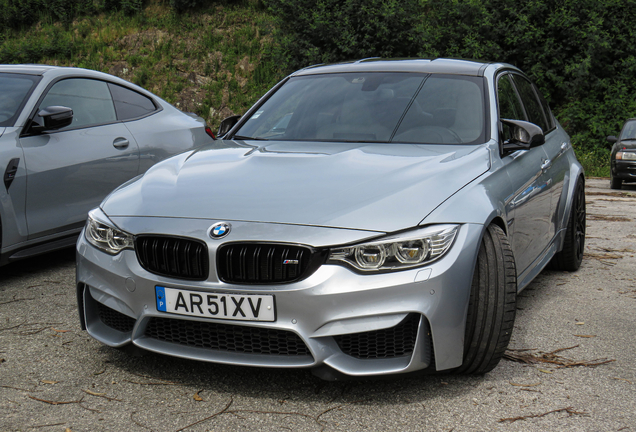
[
  {"x1": 130, "y1": 412, "x2": 154, "y2": 431},
  {"x1": 1, "y1": 384, "x2": 35, "y2": 392},
  {"x1": 176, "y1": 397, "x2": 234, "y2": 431},
  {"x1": 504, "y1": 345, "x2": 615, "y2": 368},
  {"x1": 0, "y1": 321, "x2": 26, "y2": 332},
  {"x1": 173, "y1": 396, "x2": 358, "y2": 432},
  {"x1": 124, "y1": 380, "x2": 178, "y2": 386},
  {"x1": 30, "y1": 423, "x2": 65, "y2": 429},
  {"x1": 587, "y1": 214, "x2": 631, "y2": 222},
  {"x1": 28, "y1": 395, "x2": 80, "y2": 406},
  {"x1": 83, "y1": 389, "x2": 122, "y2": 402},
  {"x1": 509, "y1": 382, "x2": 541, "y2": 387},
  {"x1": 612, "y1": 377, "x2": 633, "y2": 385},
  {"x1": 28, "y1": 394, "x2": 98, "y2": 412},
  {"x1": 499, "y1": 406, "x2": 588, "y2": 423},
  {"x1": 0, "y1": 297, "x2": 35, "y2": 306}
]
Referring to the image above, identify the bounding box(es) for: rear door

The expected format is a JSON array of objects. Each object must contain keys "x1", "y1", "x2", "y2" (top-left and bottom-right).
[{"x1": 19, "y1": 78, "x2": 140, "y2": 238}]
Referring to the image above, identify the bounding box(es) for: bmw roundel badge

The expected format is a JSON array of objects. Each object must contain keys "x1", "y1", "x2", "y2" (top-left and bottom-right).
[{"x1": 209, "y1": 222, "x2": 231, "y2": 239}]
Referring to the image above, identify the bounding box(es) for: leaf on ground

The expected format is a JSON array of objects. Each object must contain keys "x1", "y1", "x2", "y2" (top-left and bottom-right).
[
  {"x1": 193, "y1": 390, "x2": 203, "y2": 401},
  {"x1": 84, "y1": 390, "x2": 105, "y2": 396},
  {"x1": 52, "y1": 328, "x2": 71, "y2": 333},
  {"x1": 575, "y1": 322, "x2": 585, "y2": 325},
  {"x1": 41, "y1": 380, "x2": 58, "y2": 384},
  {"x1": 539, "y1": 369, "x2": 553, "y2": 374},
  {"x1": 573, "y1": 334, "x2": 596, "y2": 338}
]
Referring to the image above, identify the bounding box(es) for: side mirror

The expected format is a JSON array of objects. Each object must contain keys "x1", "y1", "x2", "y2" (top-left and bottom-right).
[
  {"x1": 607, "y1": 135, "x2": 617, "y2": 144},
  {"x1": 501, "y1": 119, "x2": 545, "y2": 153},
  {"x1": 217, "y1": 115, "x2": 241, "y2": 138},
  {"x1": 32, "y1": 106, "x2": 74, "y2": 132}
]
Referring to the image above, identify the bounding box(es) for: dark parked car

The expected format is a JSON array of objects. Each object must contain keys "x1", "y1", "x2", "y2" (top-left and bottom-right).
[
  {"x1": 0, "y1": 65, "x2": 215, "y2": 266},
  {"x1": 607, "y1": 118, "x2": 636, "y2": 189},
  {"x1": 76, "y1": 58, "x2": 585, "y2": 380}
]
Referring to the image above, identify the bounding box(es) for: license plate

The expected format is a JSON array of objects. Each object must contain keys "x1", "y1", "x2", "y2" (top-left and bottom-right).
[{"x1": 155, "y1": 286, "x2": 275, "y2": 322}]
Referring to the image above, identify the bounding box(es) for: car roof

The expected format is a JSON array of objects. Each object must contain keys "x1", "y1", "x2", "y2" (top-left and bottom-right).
[
  {"x1": 0, "y1": 64, "x2": 60, "y2": 75},
  {"x1": 292, "y1": 58, "x2": 511, "y2": 77}
]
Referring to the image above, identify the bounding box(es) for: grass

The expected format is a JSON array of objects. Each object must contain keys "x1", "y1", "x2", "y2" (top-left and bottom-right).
[
  {"x1": 575, "y1": 147, "x2": 611, "y2": 178},
  {"x1": 0, "y1": 0, "x2": 283, "y2": 129}
]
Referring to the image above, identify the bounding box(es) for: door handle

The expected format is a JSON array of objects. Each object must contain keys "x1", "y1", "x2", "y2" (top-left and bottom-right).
[
  {"x1": 113, "y1": 137, "x2": 129, "y2": 149},
  {"x1": 541, "y1": 159, "x2": 552, "y2": 171}
]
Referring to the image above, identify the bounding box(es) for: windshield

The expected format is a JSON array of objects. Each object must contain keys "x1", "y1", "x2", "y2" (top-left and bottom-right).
[
  {"x1": 235, "y1": 72, "x2": 486, "y2": 144},
  {"x1": 620, "y1": 120, "x2": 636, "y2": 140},
  {"x1": 0, "y1": 73, "x2": 40, "y2": 127}
]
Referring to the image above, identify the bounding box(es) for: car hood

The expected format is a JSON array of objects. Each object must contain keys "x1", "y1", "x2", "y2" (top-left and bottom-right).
[
  {"x1": 102, "y1": 140, "x2": 491, "y2": 232},
  {"x1": 617, "y1": 138, "x2": 636, "y2": 150}
]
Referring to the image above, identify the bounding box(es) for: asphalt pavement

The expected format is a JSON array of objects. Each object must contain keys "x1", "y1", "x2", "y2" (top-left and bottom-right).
[{"x1": 1, "y1": 177, "x2": 635, "y2": 432}]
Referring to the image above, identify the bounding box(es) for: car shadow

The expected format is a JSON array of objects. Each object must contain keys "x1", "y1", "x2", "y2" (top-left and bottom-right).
[
  {"x1": 0, "y1": 247, "x2": 76, "y2": 282},
  {"x1": 100, "y1": 344, "x2": 486, "y2": 408}
]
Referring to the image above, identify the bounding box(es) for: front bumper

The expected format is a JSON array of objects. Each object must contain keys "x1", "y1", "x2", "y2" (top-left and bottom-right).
[
  {"x1": 76, "y1": 218, "x2": 483, "y2": 378},
  {"x1": 613, "y1": 160, "x2": 636, "y2": 181}
]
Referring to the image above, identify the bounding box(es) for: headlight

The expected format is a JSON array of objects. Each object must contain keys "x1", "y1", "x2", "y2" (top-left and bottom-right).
[
  {"x1": 328, "y1": 224, "x2": 459, "y2": 272},
  {"x1": 617, "y1": 151, "x2": 636, "y2": 160},
  {"x1": 85, "y1": 210, "x2": 134, "y2": 255}
]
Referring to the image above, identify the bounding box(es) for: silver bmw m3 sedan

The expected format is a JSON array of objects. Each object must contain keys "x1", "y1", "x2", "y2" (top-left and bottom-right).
[{"x1": 76, "y1": 58, "x2": 585, "y2": 380}]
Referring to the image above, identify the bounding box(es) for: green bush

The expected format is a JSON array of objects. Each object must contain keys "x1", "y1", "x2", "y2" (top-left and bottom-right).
[
  {"x1": 416, "y1": 0, "x2": 636, "y2": 174},
  {"x1": 169, "y1": 0, "x2": 257, "y2": 12},
  {"x1": 265, "y1": 0, "x2": 423, "y2": 71},
  {"x1": 0, "y1": 0, "x2": 147, "y2": 32},
  {"x1": 0, "y1": 0, "x2": 96, "y2": 30},
  {"x1": 0, "y1": 26, "x2": 74, "y2": 63},
  {"x1": 103, "y1": 0, "x2": 145, "y2": 15},
  {"x1": 266, "y1": 0, "x2": 636, "y2": 174}
]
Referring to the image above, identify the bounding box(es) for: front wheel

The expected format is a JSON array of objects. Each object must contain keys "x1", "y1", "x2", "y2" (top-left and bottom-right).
[
  {"x1": 457, "y1": 224, "x2": 517, "y2": 374},
  {"x1": 610, "y1": 170, "x2": 622, "y2": 190}
]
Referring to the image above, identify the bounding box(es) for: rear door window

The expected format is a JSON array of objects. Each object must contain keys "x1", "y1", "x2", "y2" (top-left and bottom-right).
[{"x1": 108, "y1": 83, "x2": 157, "y2": 120}]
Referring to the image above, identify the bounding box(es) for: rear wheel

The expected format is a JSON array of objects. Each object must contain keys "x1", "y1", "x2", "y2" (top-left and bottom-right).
[
  {"x1": 549, "y1": 179, "x2": 585, "y2": 271},
  {"x1": 458, "y1": 224, "x2": 517, "y2": 374},
  {"x1": 610, "y1": 170, "x2": 622, "y2": 190}
]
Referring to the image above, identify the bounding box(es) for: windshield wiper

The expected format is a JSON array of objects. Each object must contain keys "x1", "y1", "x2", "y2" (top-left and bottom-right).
[{"x1": 232, "y1": 135, "x2": 269, "y2": 141}]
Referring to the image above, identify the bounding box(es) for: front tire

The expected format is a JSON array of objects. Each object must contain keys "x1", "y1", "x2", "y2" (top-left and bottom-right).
[
  {"x1": 610, "y1": 170, "x2": 622, "y2": 190},
  {"x1": 458, "y1": 224, "x2": 517, "y2": 374},
  {"x1": 549, "y1": 179, "x2": 585, "y2": 271}
]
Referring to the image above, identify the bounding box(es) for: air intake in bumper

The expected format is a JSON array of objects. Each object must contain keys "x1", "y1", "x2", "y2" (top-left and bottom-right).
[
  {"x1": 144, "y1": 317, "x2": 312, "y2": 357},
  {"x1": 96, "y1": 298, "x2": 136, "y2": 333},
  {"x1": 334, "y1": 313, "x2": 421, "y2": 359}
]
